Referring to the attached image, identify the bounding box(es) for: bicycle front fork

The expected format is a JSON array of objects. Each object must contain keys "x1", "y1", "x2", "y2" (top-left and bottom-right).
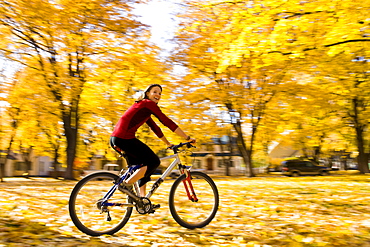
[{"x1": 182, "y1": 170, "x2": 198, "y2": 202}]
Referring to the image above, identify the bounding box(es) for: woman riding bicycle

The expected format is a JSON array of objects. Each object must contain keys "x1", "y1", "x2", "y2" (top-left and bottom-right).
[{"x1": 110, "y1": 84, "x2": 196, "y2": 199}]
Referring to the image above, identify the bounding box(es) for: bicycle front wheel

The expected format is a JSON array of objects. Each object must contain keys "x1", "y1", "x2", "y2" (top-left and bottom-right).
[
  {"x1": 69, "y1": 172, "x2": 133, "y2": 236},
  {"x1": 169, "y1": 171, "x2": 219, "y2": 229}
]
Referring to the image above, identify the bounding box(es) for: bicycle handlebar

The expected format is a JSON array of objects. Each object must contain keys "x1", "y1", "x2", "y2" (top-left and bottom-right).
[{"x1": 169, "y1": 141, "x2": 196, "y2": 154}]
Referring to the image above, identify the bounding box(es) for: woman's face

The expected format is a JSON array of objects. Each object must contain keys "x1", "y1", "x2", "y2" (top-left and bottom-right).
[{"x1": 146, "y1": 86, "x2": 162, "y2": 103}]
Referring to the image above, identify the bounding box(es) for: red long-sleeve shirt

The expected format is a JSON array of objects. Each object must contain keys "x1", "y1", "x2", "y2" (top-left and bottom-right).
[{"x1": 111, "y1": 99, "x2": 178, "y2": 139}]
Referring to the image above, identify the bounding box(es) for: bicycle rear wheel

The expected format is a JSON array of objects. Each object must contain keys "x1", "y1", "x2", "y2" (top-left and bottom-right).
[
  {"x1": 169, "y1": 171, "x2": 219, "y2": 229},
  {"x1": 69, "y1": 172, "x2": 133, "y2": 236}
]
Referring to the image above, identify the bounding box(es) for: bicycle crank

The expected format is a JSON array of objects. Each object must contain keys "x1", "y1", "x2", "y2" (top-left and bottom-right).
[{"x1": 135, "y1": 197, "x2": 152, "y2": 214}]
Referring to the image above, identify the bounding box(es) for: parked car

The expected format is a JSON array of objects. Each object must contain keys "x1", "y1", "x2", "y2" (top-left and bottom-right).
[
  {"x1": 281, "y1": 159, "x2": 330, "y2": 177},
  {"x1": 266, "y1": 164, "x2": 282, "y2": 173}
]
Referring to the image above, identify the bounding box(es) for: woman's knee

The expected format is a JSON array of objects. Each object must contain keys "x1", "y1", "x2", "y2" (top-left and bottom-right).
[
  {"x1": 138, "y1": 177, "x2": 150, "y2": 187},
  {"x1": 153, "y1": 156, "x2": 160, "y2": 167},
  {"x1": 143, "y1": 156, "x2": 160, "y2": 169}
]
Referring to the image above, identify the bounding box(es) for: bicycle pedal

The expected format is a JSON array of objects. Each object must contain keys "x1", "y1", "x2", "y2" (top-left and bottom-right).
[{"x1": 147, "y1": 204, "x2": 160, "y2": 214}]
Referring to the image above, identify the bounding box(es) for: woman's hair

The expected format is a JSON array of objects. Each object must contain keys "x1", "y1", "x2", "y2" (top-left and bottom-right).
[{"x1": 136, "y1": 84, "x2": 162, "y2": 101}]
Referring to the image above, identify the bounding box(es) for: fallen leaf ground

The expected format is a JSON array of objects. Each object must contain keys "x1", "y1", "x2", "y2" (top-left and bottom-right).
[{"x1": 0, "y1": 174, "x2": 370, "y2": 247}]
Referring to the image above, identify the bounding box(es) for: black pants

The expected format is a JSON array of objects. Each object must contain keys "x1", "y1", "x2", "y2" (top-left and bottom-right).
[{"x1": 110, "y1": 136, "x2": 160, "y2": 187}]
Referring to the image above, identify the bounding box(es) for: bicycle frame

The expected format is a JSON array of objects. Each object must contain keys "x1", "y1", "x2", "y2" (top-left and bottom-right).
[
  {"x1": 151, "y1": 152, "x2": 198, "y2": 202},
  {"x1": 101, "y1": 164, "x2": 142, "y2": 208},
  {"x1": 101, "y1": 144, "x2": 199, "y2": 210},
  {"x1": 157, "y1": 153, "x2": 198, "y2": 202},
  {"x1": 146, "y1": 153, "x2": 188, "y2": 198}
]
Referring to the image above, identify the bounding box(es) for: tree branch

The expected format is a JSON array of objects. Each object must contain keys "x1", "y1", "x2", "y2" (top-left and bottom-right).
[
  {"x1": 268, "y1": 39, "x2": 370, "y2": 55},
  {"x1": 323, "y1": 39, "x2": 370, "y2": 47},
  {"x1": 275, "y1": 10, "x2": 334, "y2": 20}
]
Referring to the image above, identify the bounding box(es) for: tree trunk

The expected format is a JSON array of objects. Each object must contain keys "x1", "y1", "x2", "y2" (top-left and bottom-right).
[
  {"x1": 63, "y1": 99, "x2": 79, "y2": 180},
  {"x1": 232, "y1": 120, "x2": 255, "y2": 177},
  {"x1": 63, "y1": 118, "x2": 78, "y2": 179},
  {"x1": 0, "y1": 162, "x2": 4, "y2": 182},
  {"x1": 227, "y1": 132, "x2": 233, "y2": 176},
  {"x1": 355, "y1": 127, "x2": 369, "y2": 173},
  {"x1": 52, "y1": 148, "x2": 59, "y2": 178},
  {"x1": 217, "y1": 138, "x2": 229, "y2": 176},
  {"x1": 353, "y1": 98, "x2": 370, "y2": 173},
  {"x1": 225, "y1": 102, "x2": 255, "y2": 177},
  {"x1": 2, "y1": 132, "x2": 16, "y2": 182}
]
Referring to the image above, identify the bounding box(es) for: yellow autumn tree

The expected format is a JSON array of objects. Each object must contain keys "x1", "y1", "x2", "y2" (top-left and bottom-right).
[
  {"x1": 0, "y1": 0, "x2": 167, "y2": 178},
  {"x1": 313, "y1": 51, "x2": 370, "y2": 173},
  {"x1": 172, "y1": 0, "x2": 370, "y2": 173},
  {"x1": 171, "y1": 0, "x2": 300, "y2": 176}
]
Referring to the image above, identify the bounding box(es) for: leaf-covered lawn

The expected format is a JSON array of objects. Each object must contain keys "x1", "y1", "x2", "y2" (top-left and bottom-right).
[{"x1": 0, "y1": 174, "x2": 370, "y2": 246}]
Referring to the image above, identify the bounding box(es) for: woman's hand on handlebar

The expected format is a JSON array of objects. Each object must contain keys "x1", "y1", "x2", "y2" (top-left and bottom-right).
[
  {"x1": 167, "y1": 140, "x2": 196, "y2": 151},
  {"x1": 188, "y1": 137, "x2": 196, "y2": 144}
]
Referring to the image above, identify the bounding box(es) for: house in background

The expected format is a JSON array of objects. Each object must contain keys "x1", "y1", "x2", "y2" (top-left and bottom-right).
[
  {"x1": 187, "y1": 136, "x2": 246, "y2": 176},
  {"x1": 2, "y1": 138, "x2": 318, "y2": 178},
  {"x1": 1, "y1": 150, "x2": 57, "y2": 177},
  {"x1": 268, "y1": 142, "x2": 303, "y2": 160}
]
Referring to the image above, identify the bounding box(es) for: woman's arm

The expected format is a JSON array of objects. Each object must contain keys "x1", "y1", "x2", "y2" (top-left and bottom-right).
[
  {"x1": 147, "y1": 101, "x2": 196, "y2": 144},
  {"x1": 160, "y1": 127, "x2": 196, "y2": 147},
  {"x1": 174, "y1": 127, "x2": 196, "y2": 143},
  {"x1": 160, "y1": 136, "x2": 173, "y2": 147}
]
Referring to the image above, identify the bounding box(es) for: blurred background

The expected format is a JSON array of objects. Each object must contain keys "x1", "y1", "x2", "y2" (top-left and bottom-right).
[{"x1": 0, "y1": 0, "x2": 369, "y2": 180}]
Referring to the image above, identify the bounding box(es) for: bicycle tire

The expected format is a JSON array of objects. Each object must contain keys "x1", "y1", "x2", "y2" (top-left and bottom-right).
[
  {"x1": 169, "y1": 171, "x2": 219, "y2": 229},
  {"x1": 69, "y1": 172, "x2": 133, "y2": 236}
]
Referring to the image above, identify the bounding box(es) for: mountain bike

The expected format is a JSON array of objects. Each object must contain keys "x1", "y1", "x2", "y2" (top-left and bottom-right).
[{"x1": 68, "y1": 141, "x2": 219, "y2": 236}]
